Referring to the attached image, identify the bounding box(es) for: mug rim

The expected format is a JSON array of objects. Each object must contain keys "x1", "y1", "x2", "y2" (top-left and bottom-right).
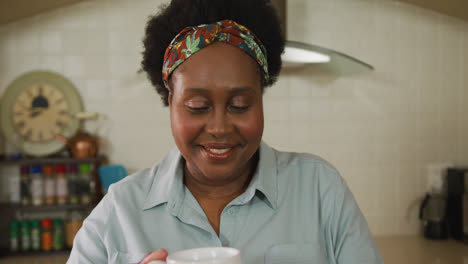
[{"x1": 167, "y1": 247, "x2": 240, "y2": 263}]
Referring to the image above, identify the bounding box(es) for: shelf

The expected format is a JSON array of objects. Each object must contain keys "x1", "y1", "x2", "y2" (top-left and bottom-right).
[
  {"x1": 0, "y1": 248, "x2": 70, "y2": 258},
  {"x1": 0, "y1": 155, "x2": 105, "y2": 166},
  {"x1": 0, "y1": 203, "x2": 96, "y2": 212}
]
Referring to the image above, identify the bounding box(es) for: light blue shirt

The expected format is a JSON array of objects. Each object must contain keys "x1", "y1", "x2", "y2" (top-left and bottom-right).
[{"x1": 68, "y1": 142, "x2": 383, "y2": 264}]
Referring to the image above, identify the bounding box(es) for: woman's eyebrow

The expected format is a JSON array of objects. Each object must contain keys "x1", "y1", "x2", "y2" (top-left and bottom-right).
[
  {"x1": 185, "y1": 88, "x2": 210, "y2": 94},
  {"x1": 185, "y1": 87, "x2": 255, "y2": 94},
  {"x1": 229, "y1": 87, "x2": 255, "y2": 95}
]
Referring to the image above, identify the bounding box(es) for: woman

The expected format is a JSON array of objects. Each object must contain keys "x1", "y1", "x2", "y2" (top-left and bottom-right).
[{"x1": 68, "y1": 0, "x2": 383, "y2": 263}]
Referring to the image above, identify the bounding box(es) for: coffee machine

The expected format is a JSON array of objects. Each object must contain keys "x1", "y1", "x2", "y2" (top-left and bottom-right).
[
  {"x1": 419, "y1": 192, "x2": 449, "y2": 239},
  {"x1": 447, "y1": 168, "x2": 468, "y2": 241}
]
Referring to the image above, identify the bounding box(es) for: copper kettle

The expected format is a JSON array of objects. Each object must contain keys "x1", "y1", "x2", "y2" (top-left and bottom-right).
[{"x1": 56, "y1": 130, "x2": 100, "y2": 159}]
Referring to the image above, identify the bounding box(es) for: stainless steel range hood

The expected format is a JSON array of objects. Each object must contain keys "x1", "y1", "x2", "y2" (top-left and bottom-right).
[{"x1": 271, "y1": 0, "x2": 374, "y2": 74}]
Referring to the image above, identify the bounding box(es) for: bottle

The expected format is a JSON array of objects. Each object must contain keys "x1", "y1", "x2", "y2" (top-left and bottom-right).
[
  {"x1": 20, "y1": 220, "x2": 31, "y2": 251},
  {"x1": 20, "y1": 166, "x2": 31, "y2": 205},
  {"x1": 30, "y1": 165, "x2": 44, "y2": 206},
  {"x1": 9, "y1": 170, "x2": 20, "y2": 204},
  {"x1": 68, "y1": 164, "x2": 79, "y2": 204},
  {"x1": 43, "y1": 165, "x2": 56, "y2": 205},
  {"x1": 41, "y1": 218, "x2": 53, "y2": 251},
  {"x1": 66, "y1": 211, "x2": 84, "y2": 248},
  {"x1": 30, "y1": 220, "x2": 41, "y2": 251},
  {"x1": 10, "y1": 220, "x2": 19, "y2": 252},
  {"x1": 79, "y1": 164, "x2": 93, "y2": 204},
  {"x1": 56, "y1": 165, "x2": 68, "y2": 205},
  {"x1": 53, "y1": 219, "x2": 65, "y2": 251}
]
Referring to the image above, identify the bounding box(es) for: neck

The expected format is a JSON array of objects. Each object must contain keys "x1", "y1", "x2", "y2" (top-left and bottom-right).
[{"x1": 183, "y1": 152, "x2": 259, "y2": 235}]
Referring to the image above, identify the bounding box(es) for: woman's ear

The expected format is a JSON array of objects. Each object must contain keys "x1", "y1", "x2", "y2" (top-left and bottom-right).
[{"x1": 168, "y1": 91, "x2": 173, "y2": 107}]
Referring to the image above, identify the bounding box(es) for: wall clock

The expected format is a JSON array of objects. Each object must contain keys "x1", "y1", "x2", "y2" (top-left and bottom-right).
[{"x1": 0, "y1": 71, "x2": 83, "y2": 157}]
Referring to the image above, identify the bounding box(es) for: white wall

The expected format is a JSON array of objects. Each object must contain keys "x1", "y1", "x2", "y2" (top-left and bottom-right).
[{"x1": 0, "y1": 0, "x2": 467, "y2": 235}]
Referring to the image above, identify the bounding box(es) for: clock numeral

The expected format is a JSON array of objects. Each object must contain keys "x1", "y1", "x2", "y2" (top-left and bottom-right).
[
  {"x1": 55, "y1": 98, "x2": 64, "y2": 105},
  {"x1": 16, "y1": 121, "x2": 25, "y2": 129},
  {"x1": 38, "y1": 86, "x2": 44, "y2": 95},
  {"x1": 38, "y1": 132, "x2": 43, "y2": 141},
  {"x1": 25, "y1": 129, "x2": 32, "y2": 139},
  {"x1": 19, "y1": 102, "x2": 30, "y2": 110},
  {"x1": 56, "y1": 120, "x2": 65, "y2": 128}
]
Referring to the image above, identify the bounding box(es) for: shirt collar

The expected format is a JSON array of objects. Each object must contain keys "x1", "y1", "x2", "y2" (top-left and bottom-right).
[{"x1": 142, "y1": 141, "x2": 278, "y2": 211}]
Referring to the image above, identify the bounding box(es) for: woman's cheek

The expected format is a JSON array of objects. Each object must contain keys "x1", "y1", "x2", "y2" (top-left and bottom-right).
[
  {"x1": 171, "y1": 109, "x2": 203, "y2": 143},
  {"x1": 236, "y1": 110, "x2": 264, "y2": 141}
]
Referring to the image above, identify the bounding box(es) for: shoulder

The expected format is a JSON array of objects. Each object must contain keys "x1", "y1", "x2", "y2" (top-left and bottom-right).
[
  {"x1": 106, "y1": 164, "x2": 160, "y2": 206},
  {"x1": 273, "y1": 147, "x2": 343, "y2": 184}
]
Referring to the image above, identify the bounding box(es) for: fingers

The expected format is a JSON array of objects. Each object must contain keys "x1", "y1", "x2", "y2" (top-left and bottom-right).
[{"x1": 138, "y1": 249, "x2": 168, "y2": 264}]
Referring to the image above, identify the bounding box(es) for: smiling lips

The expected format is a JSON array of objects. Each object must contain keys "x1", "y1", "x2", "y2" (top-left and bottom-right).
[{"x1": 200, "y1": 144, "x2": 237, "y2": 161}]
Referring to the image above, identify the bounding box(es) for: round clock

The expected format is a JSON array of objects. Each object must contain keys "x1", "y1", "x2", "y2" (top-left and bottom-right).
[{"x1": 0, "y1": 71, "x2": 83, "y2": 157}]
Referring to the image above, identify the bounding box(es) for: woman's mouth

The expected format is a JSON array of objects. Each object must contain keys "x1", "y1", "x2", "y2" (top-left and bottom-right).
[{"x1": 200, "y1": 145, "x2": 236, "y2": 161}]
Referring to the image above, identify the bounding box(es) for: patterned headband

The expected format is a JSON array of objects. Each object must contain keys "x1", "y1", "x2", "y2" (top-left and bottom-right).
[{"x1": 162, "y1": 19, "x2": 269, "y2": 88}]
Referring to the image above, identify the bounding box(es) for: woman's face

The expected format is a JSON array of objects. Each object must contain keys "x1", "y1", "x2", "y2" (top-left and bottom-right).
[{"x1": 169, "y1": 42, "x2": 264, "y2": 186}]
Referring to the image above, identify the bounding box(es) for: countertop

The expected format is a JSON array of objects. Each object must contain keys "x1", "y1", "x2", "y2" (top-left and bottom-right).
[
  {"x1": 0, "y1": 236, "x2": 467, "y2": 263},
  {"x1": 376, "y1": 236, "x2": 468, "y2": 264}
]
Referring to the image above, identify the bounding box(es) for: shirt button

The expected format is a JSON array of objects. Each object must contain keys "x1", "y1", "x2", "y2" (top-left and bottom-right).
[{"x1": 227, "y1": 208, "x2": 234, "y2": 215}]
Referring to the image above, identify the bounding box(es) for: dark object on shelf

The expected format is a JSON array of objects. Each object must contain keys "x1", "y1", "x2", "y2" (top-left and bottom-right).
[{"x1": 447, "y1": 168, "x2": 468, "y2": 241}]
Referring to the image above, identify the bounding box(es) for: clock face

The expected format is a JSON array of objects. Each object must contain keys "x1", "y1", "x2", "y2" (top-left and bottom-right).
[
  {"x1": 12, "y1": 84, "x2": 72, "y2": 142},
  {"x1": 0, "y1": 71, "x2": 83, "y2": 157}
]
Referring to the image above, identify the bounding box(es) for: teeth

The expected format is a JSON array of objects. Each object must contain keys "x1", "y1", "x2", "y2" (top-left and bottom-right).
[{"x1": 206, "y1": 148, "x2": 231, "y2": 154}]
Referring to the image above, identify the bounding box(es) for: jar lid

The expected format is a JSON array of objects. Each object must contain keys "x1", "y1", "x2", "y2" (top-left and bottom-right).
[
  {"x1": 20, "y1": 220, "x2": 30, "y2": 228},
  {"x1": 20, "y1": 166, "x2": 30, "y2": 174},
  {"x1": 41, "y1": 218, "x2": 53, "y2": 228},
  {"x1": 53, "y1": 219, "x2": 64, "y2": 226},
  {"x1": 68, "y1": 164, "x2": 78, "y2": 173},
  {"x1": 43, "y1": 165, "x2": 54, "y2": 174},
  {"x1": 79, "y1": 164, "x2": 91, "y2": 173},
  {"x1": 10, "y1": 220, "x2": 19, "y2": 229},
  {"x1": 31, "y1": 220, "x2": 40, "y2": 228},
  {"x1": 31, "y1": 165, "x2": 42, "y2": 174},
  {"x1": 56, "y1": 165, "x2": 66, "y2": 173}
]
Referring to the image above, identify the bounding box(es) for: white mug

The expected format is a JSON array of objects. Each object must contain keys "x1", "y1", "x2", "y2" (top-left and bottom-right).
[{"x1": 149, "y1": 247, "x2": 241, "y2": 264}]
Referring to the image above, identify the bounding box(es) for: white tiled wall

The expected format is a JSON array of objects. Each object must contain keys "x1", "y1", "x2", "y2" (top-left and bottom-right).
[{"x1": 0, "y1": 0, "x2": 467, "y2": 235}]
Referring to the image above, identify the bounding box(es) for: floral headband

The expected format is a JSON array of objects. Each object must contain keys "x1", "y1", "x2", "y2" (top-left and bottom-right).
[{"x1": 162, "y1": 19, "x2": 269, "y2": 88}]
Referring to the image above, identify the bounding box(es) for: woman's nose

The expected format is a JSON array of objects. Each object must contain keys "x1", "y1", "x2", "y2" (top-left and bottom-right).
[{"x1": 205, "y1": 110, "x2": 233, "y2": 138}]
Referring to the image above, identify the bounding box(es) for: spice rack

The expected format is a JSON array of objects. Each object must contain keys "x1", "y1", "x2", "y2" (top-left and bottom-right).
[{"x1": 0, "y1": 156, "x2": 105, "y2": 257}]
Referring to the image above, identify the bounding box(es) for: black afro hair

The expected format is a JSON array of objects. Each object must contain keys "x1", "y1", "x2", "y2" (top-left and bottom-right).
[{"x1": 141, "y1": 0, "x2": 285, "y2": 106}]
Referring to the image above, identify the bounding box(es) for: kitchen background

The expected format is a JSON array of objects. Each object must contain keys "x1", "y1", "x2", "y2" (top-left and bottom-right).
[{"x1": 0, "y1": 0, "x2": 467, "y2": 238}]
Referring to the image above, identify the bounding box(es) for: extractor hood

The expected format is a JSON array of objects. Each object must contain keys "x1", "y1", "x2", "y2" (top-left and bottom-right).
[{"x1": 271, "y1": 0, "x2": 374, "y2": 74}]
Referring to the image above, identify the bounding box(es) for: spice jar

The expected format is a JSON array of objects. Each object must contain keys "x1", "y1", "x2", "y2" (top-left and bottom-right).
[
  {"x1": 43, "y1": 165, "x2": 56, "y2": 205},
  {"x1": 56, "y1": 165, "x2": 68, "y2": 205},
  {"x1": 20, "y1": 220, "x2": 31, "y2": 251},
  {"x1": 53, "y1": 219, "x2": 65, "y2": 251},
  {"x1": 66, "y1": 211, "x2": 84, "y2": 248},
  {"x1": 31, "y1": 220, "x2": 41, "y2": 251},
  {"x1": 68, "y1": 165, "x2": 79, "y2": 204},
  {"x1": 79, "y1": 164, "x2": 92, "y2": 204},
  {"x1": 31, "y1": 165, "x2": 44, "y2": 206},
  {"x1": 20, "y1": 166, "x2": 31, "y2": 205},
  {"x1": 10, "y1": 220, "x2": 19, "y2": 252},
  {"x1": 41, "y1": 218, "x2": 53, "y2": 251}
]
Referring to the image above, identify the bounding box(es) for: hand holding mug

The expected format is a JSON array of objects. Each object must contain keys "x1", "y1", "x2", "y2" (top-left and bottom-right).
[{"x1": 138, "y1": 249, "x2": 168, "y2": 264}]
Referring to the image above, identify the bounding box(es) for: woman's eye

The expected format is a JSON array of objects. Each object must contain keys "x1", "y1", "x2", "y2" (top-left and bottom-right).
[
  {"x1": 229, "y1": 105, "x2": 250, "y2": 113},
  {"x1": 185, "y1": 105, "x2": 210, "y2": 113}
]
